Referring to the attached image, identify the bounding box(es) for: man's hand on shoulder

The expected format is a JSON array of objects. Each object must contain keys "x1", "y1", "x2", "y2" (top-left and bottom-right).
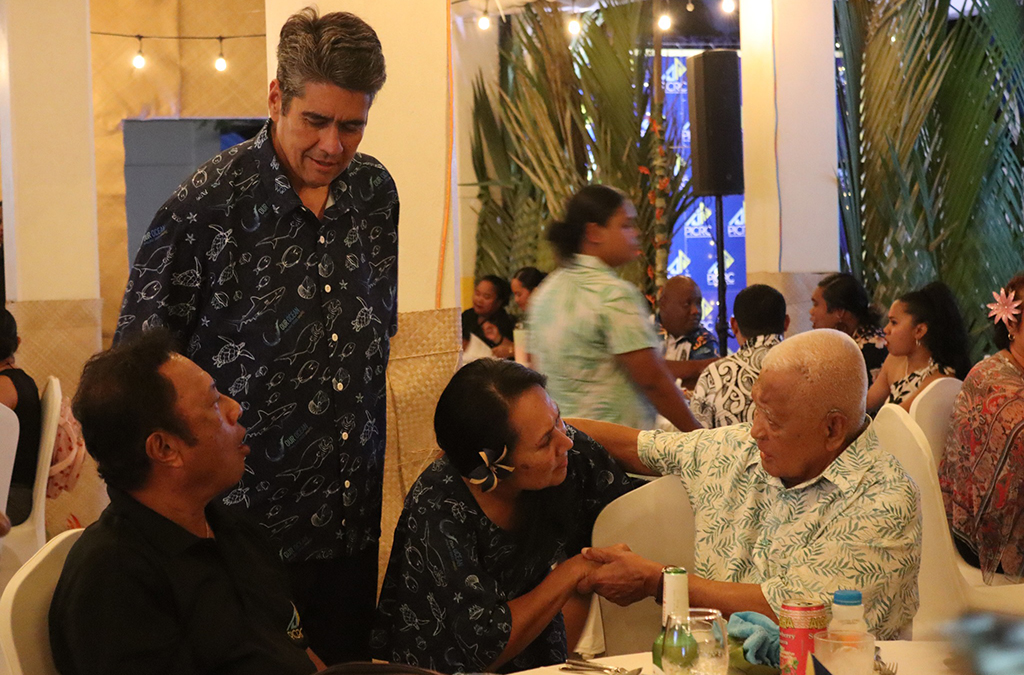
[{"x1": 576, "y1": 544, "x2": 663, "y2": 606}]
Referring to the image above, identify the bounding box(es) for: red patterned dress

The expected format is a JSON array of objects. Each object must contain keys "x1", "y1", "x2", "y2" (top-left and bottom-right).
[{"x1": 939, "y1": 352, "x2": 1024, "y2": 583}]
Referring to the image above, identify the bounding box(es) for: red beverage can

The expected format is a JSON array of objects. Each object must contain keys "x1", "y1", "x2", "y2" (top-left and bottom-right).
[{"x1": 778, "y1": 599, "x2": 828, "y2": 675}]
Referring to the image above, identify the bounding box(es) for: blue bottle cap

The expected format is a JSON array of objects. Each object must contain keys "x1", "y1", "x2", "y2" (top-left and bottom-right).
[{"x1": 833, "y1": 589, "x2": 862, "y2": 606}]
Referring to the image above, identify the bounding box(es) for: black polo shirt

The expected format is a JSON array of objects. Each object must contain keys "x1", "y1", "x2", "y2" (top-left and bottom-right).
[{"x1": 49, "y1": 488, "x2": 316, "y2": 675}]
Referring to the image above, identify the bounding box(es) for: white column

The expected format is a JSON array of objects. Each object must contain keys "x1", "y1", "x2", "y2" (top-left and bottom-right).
[
  {"x1": 740, "y1": 0, "x2": 837, "y2": 332},
  {"x1": 265, "y1": 0, "x2": 457, "y2": 313},
  {"x1": 0, "y1": 0, "x2": 100, "y2": 301}
]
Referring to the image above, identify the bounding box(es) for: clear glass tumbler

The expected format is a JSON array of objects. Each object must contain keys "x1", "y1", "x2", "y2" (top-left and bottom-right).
[
  {"x1": 812, "y1": 631, "x2": 875, "y2": 675},
  {"x1": 661, "y1": 608, "x2": 729, "y2": 675}
]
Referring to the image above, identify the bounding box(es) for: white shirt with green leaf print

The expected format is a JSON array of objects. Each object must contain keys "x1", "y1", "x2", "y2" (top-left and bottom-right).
[
  {"x1": 638, "y1": 423, "x2": 921, "y2": 640},
  {"x1": 528, "y1": 254, "x2": 660, "y2": 429}
]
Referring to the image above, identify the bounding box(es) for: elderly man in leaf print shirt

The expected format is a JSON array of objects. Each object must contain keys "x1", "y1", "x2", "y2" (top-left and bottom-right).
[{"x1": 573, "y1": 330, "x2": 921, "y2": 639}]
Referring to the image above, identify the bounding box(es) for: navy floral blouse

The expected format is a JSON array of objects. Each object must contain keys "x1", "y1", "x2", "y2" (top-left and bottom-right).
[{"x1": 372, "y1": 427, "x2": 640, "y2": 674}]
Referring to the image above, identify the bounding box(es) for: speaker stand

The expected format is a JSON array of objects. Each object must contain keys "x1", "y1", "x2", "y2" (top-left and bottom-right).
[{"x1": 714, "y1": 194, "x2": 729, "y2": 352}]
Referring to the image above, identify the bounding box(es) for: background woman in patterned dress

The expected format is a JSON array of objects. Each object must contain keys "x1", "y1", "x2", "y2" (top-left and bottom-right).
[
  {"x1": 373, "y1": 359, "x2": 639, "y2": 673},
  {"x1": 940, "y1": 272, "x2": 1024, "y2": 584},
  {"x1": 867, "y1": 281, "x2": 972, "y2": 412},
  {"x1": 809, "y1": 273, "x2": 887, "y2": 384}
]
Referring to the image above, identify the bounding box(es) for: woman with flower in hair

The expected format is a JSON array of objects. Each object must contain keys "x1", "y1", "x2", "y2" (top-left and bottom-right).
[
  {"x1": 866, "y1": 281, "x2": 972, "y2": 412},
  {"x1": 372, "y1": 359, "x2": 639, "y2": 674},
  {"x1": 940, "y1": 273, "x2": 1024, "y2": 584}
]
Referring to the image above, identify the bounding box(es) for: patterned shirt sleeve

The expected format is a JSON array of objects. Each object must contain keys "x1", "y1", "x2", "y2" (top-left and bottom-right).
[
  {"x1": 375, "y1": 490, "x2": 513, "y2": 672},
  {"x1": 636, "y1": 428, "x2": 722, "y2": 494},
  {"x1": 689, "y1": 367, "x2": 716, "y2": 428},
  {"x1": 115, "y1": 196, "x2": 206, "y2": 346},
  {"x1": 600, "y1": 284, "x2": 659, "y2": 356},
  {"x1": 758, "y1": 476, "x2": 921, "y2": 640}
]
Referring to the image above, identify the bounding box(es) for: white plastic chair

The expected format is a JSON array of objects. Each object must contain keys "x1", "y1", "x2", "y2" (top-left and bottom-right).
[
  {"x1": 1, "y1": 377, "x2": 62, "y2": 574},
  {"x1": 0, "y1": 405, "x2": 20, "y2": 513},
  {"x1": 908, "y1": 377, "x2": 963, "y2": 466},
  {"x1": 873, "y1": 405, "x2": 1024, "y2": 640},
  {"x1": 589, "y1": 475, "x2": 695, "y2": 656},
  {"x1": 0, "y1": 527, "x2": 83, "y2": 675}
]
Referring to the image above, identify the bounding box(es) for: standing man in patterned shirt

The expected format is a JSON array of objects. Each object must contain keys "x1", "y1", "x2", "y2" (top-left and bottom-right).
[{"x1": 115, "y1": 8, "x2": 398, "y2": 663}]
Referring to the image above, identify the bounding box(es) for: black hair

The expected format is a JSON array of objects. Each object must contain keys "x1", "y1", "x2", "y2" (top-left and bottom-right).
[
  {"x1": 733, "y1": 284, "x2": 787, "y2": 337},
  {"x1": 993, "y1": 273, "x2": 1024, "y2": 350},
  {"x1": 513, "y1": 267, "x2": 548, "y2": 292},
  {"x1": 478, "y1": 275, "x2": 512, "y2": 308},
  {"x1": 433, "y1": 359, "x2": 575, "y2": 553},
  {"x1": 72, "y1": 329, "x2": 196, "y2": 492},
  {"x1": 0, "y1": 309, "x2": 18, "y2": 361},
  {"x1": 547, "y1": 185, "x2": 626, "y2": 260},
  {"x1": 818, "y1": 273, "x2": 883, "y2": 328},
  {"x1": 899, "y1": 281, "x2": 972, "y2": 379}
]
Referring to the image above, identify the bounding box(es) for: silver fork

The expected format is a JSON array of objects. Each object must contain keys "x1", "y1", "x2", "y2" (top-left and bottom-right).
[
  {"x1": 562, "y1": 659, "x2": 637, "y2": 675},
  {"x1": 874, "y1": 656, "x2": 898, "y2": 675}
]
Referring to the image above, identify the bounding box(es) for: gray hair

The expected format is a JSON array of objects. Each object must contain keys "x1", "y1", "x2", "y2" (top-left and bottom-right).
[
  {"x1": 276, "y1": 7, "x2": 387, "y2": 111},
  {"x1": 761, "y1": 329, "x2": 867, "y2": 429}
]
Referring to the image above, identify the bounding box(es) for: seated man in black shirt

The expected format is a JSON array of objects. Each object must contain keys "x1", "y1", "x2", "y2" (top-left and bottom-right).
[{"x1": 49, "y1": 330, "x2": 323, "y2": 675}]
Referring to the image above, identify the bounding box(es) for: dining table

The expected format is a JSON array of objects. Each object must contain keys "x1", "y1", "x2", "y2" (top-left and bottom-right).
[{"x1": 512, "y1": 641, "x2": 966, "y2": 675}]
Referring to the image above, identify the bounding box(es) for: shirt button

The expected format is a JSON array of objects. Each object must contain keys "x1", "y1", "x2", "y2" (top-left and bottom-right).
[
  {"x1": 324, "y1": 284, "x2": 332, "y2": 293},
  {"x1": 341, "y1": 518, "x2": 346, "y2": 526},
  {"x1": 342, "y1": 431, "x2": 349, "y2": 440},
  {"x1": 334, "y1": 381, "x2": 344, "y2": 392},
  {"x1": 331, "y1": 333, "x2": 338, "y2": 342},
  {"x1": 344, "y1": 480, "x2": 351, "y2": 489},
  {"x1": 319, "y1": 235, "x2": 325, "y2": 244}
]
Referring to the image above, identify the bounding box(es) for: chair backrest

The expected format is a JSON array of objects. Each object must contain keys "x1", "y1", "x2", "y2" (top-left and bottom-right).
[
  {"x1": 0, "y1": 527, "x2": 83, "y2": 675},
  {"x1": 908, "y1": 377, "x2": 963, "y2": 466},
  {"x1": 0, "y1": 404, "x2": 19, "y2": 512},
  {"x1": 591, "y1": 475, "x2": 695, "y2": 655},
  {"x1": 873, "y1": 404, "x2": 967, "y2": 639},
  {"x1": 0, "y1": 378, "x2": 64, "y2": 593}
]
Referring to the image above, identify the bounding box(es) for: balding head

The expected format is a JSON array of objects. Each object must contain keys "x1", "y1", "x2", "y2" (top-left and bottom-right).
[
  {"x1": 761, "y1": 329, "x2": 867, "y2": 427},
  {"x1": 750, "y1": 330, "x2": 868, "y2": 487},
  {"x1": 660, "y1": 276, "x2": 702, "y2": 338}
]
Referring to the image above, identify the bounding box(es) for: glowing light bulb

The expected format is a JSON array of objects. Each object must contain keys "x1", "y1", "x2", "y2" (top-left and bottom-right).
[
  {"x1": 721, "y1": 0, "x2": 736, "y2": 13},
  {"x1": 658, "y1": 13, "x2": 672, "y2": 31},
  {"x1": 686, "y1": 1, "x2": 695, "y2": 11},
  {"x1": 568, "y1": 17, "x2": 581, "y2": 35},
  {"x1": 215, "y1": 55, "x2": 227, "y2": 71},
  {"x1": 132, "y1": 51, "x2": 146, "y2": 69},
  {"x1": 478, "y1": 13, "x2": 491, "y2": 30}
]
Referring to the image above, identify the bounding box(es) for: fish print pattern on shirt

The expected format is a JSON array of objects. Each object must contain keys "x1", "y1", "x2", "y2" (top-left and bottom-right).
[{"x1": 116, "y1": 120, "x2": 399, "y2": 561}]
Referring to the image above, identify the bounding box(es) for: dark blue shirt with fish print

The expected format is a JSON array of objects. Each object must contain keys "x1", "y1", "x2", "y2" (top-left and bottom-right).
[
  {"x1": 371, "y1": 427, "x2": 640, "y2": 674},
  {"x1": 115, "y1": 120, "x2": 399, "y2": 561}
]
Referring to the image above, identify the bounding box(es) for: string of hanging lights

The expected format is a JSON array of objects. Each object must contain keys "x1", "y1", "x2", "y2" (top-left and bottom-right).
[
  {"x1": 457, "y1": 0, "x2": 737, "y2": 36},
  {"x1": 91, "y1": 31, "x2": 265, "y2": 71}
]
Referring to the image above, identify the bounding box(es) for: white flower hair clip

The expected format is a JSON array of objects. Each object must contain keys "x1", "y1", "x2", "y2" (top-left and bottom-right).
[{"x1": 987, "y1": 287, "x2": 1022, "y2": 328}]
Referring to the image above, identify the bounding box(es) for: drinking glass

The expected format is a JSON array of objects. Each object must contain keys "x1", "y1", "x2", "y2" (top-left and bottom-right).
[
  {"x1": 661, "y1": 608, "x2": 729, "y2": 675},
  {"x1": 812, "y1": 631, "x2": 875, "y2": 675}
]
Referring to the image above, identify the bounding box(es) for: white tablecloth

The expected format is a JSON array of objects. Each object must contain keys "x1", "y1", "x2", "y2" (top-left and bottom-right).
[{"x1": 514, "y1": 642, "x2": 961, "y2": 675}]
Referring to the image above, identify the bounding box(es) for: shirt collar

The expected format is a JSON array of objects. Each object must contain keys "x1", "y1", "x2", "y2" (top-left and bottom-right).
[
  {"x1": 570, "y1": 254, "x2": 616, "y2": 274},
  {"x1": 252, "y1": 119, "x2": 355, "y2": 219},
  {"x1": 740, "y1": 333, "x2": 783, "y2": 352},
  {"x1": 741, "y1": 420, "x2": 877, "y2": 495},
  {"x1": 107, "y1": 486, "x2": 227, "y2": 557}
]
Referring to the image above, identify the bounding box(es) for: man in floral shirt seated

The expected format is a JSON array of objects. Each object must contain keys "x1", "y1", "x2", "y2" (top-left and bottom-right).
[{"x1": 573, "y1": 329, "x2": 921, "y2": 640}]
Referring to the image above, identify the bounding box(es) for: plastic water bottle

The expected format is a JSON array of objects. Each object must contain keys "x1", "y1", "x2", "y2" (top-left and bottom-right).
[
  {"x1": 828, "y1": 589, "x2": 869, "y2": 634},
  {"x1": 652, "y1": 567, "x2": 689, "y2": 675}
]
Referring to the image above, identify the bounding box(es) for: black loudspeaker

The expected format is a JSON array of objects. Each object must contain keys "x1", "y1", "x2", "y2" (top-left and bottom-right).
[{"x1": 686, "y1": 50, "x2": 744, "y2": 196}]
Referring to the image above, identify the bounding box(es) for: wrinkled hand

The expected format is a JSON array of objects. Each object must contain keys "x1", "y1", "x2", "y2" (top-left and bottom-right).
[{"x1": 576, "y1": 544, "x2": 663, "y2": 606}]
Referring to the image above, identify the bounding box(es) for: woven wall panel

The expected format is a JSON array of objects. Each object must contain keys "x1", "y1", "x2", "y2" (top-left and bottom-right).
[{"x1": 379, "y1": 308, "x2": 460, "y2": 585}]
